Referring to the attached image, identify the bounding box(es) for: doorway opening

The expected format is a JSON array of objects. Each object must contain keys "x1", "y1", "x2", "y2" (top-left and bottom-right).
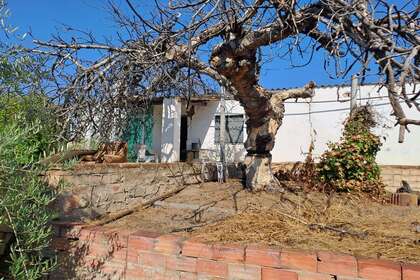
[{"x1": 180, "y1": 115, "x2": 188, "y2": 161}]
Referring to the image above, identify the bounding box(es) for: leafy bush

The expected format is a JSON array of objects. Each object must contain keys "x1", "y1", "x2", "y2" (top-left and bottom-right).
[
  {"x1": 0, "y1": 3, "x2": 58, "y2": 278},
  {"x1": 0, "y1": 120, "x2": 57, "y2": 280},
  {"x1": 0, "y1": 94, "x2": 59, "y2": 164},
  {"x1": 318, "y1": 106, "x2": 384, "y2": 194}
]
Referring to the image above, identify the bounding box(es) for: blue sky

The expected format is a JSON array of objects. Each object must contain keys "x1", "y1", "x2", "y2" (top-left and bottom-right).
[{"x1": 7, "y1": 0, "x2": 364, "y2": 89}]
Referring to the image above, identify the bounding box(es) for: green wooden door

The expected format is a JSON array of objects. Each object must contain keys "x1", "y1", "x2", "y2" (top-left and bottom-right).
[{"x1": 123, "y1": 109, "x2": 153, "y2": 162}]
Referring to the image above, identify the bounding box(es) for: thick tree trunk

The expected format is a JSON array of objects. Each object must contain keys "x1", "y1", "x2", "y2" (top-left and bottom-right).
[
  {"x1": 210, "y1": 39, "x2": 313, "y2": 191},
  {"x1": 244, "y1": 154, "x2": 279, "y2": 191},
  {"x1": 243, "y1": 102, "x2": 284, "y2": 191}
]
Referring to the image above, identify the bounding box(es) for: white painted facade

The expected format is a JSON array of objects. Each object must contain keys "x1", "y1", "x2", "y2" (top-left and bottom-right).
[
  {"x1": 150, "y1": 84, "x2": 420, "y2": 165},
  {"x1": 277, "y1": 84, "x2": 420, "y2": 165},
  {"x1": 159, "y1": 98, "x2": 182, "y2": 163},
  {"x1": 186, "y1": 99, "x2": 247, "y2": 162},
  {"x1": 151, "y1": 98, "x2": 247, "y2": 162}
]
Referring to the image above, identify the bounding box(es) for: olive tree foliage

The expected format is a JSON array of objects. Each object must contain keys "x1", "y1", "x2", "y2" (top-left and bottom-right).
[
  {"x1": 0, "y1": 1, "x2": 57, "y2": 279},
  {"x1": 35, "y1": 0, "x2": 420, "y2": 190}
]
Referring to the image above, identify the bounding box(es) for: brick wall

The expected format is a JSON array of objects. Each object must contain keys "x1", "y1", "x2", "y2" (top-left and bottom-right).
[
  {"x1": 50, "y1": 223, "x2": 420, "y2": 280},
  {"x1": 380, "y1": 165, "x2": 420, "y2": 192},
  {"x1": 272, "y1": 163, "x2": 420, "y2": 192}
]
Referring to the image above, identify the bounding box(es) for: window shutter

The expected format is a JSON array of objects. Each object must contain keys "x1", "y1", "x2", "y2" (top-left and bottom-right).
[{"x1": 214, "y1": 115, "x2": 244, "y2": 144}]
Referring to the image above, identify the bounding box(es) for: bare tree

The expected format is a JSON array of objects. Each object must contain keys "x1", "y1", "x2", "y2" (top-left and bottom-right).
[{"x1": 34, "y1": 0, "x2": 420, "y2": 191}]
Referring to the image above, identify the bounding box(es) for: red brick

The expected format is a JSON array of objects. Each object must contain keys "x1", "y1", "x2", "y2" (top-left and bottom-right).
[
  {"x1": 197, "y1": 259, "x2": 228, "y2": 278},
  {"x1": 126, "y1": 249, "x2": 139, "y2": 264},
  {"x1": 317, "y1": 251, "x2": 357, "y2": 277},
  {"x1": 358, "y1": 258, "x2": 401, "y2": 280},
  {"x1": 179, "y1": 271, "x2": 198, "y2": 280},
  {"x1": 161, "y1": 270, "x2": 182, "y2": 280},
  {"x1": 138, "y1": 251, "x2": 166, "y2": 268},
  {"x1": 298, "y1": 271, "x2": 334, "y2": 280},
  {"x1": 228, "y1": 263, "x2": 261, "y2": 280},
  {"x1": 402, "y1": 263, "x2": 420, "y2": 280},
  {"x1": 85, "y1": 226, "x2": 112, "y2": 243},
  {"x1": 182, "y1": 239, "x2": 213, "y2": 259},
  {"x1": 128, "y1": 230, "x2": 160, "y2": 251},
  {"x1": 155, "y1": 234, "x2": 184, "y2": 254},
  {"x1": 111, "y1": 229, "x2": 132, "y2": 241},
  {"x1": 111, "y1": 246, "x2": 127, "y2": 262},
  {"x1": 78, "y1": 255, "x2": 97, "y2": 268},
  {"x1": 79, "y1": 227, "x2": 102, "y2": 241},
  {"x1": 262, "y1": 268, "x2": 298, "y2": 280},
  {"x1": 280, "y1": 249, "x2": 317, "y2": 272},
  {"x1": 101, "y1": 261, "x2": 125, "y2": 275},
  {"x1": 196, "y1": 275, "x2": 225, "y2": 280},
  {"x1": 245, "y1": 245, "x2": 281, "y2": 268},
  {"x1": 125, "y1": 268, "x2": 145, "y2": 280},
  {"x1": 213, "y1": 244, "x2": 245, "y2": 262},
  {"x1": 167, "y1": 255, "x2": 197, "y2": 273},
  {"x1": 85, "y1": 257, "x2": 104, "y2": 270},
  {"x1": 125, "y1": 269, "x2": 146, "y2": 280},
  {"x1": 125, "y1": 263, "x2": 146, "y2": 280},
  {"x1": 87, "y1": 241, "x2": 111, "y2": 256},
  {"x1": 140, "y1": 265, "x2": 167, "y2": 279}
]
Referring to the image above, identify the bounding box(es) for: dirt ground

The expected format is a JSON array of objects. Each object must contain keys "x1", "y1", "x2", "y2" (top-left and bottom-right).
[{"x1": 105, "y1": 180, "x2": 420, "y2": 264}]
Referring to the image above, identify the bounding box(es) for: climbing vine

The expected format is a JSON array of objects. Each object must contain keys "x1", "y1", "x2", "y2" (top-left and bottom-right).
[{"x1": 317, "y1": 106, "x2": 384, "y2": 195}]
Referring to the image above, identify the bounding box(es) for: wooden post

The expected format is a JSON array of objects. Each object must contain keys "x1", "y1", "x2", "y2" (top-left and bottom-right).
[{"x1": 219, "y1": 87, "x2": 226, "y2": 182}]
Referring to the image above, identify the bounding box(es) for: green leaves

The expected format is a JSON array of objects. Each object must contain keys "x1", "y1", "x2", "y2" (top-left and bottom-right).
[
  {"x1": 0, "y1": 8, "x2": 58, "y2": 277},
  {"x1": 0, "y1": 95, "x2": 59, "y2": 165},
  {"x1": 0, "y1": 122, "x2": 57, "y2": 280},
  {"x1": 318, "y1": 107, "x2": 384, "y2": 194}
]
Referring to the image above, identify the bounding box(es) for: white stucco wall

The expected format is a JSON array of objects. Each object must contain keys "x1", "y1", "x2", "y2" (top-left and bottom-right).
[
  {"x1": 274, "y1": 84, "x2": 420, "y2": 165},
  {"x1": 151, "y1": 84, "x2": 420, "y2": 165},
  {"x1": 160, "y1": 98, "x2": 181, "y2": 162},
  {"x1": 187, "y1": 99, "x2": 247, "y2": 162}
]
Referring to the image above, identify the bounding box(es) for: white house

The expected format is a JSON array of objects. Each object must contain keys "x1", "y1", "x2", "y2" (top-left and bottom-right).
[{"x1": 146, "y1": 83, "x2": 420, "y2": 166}]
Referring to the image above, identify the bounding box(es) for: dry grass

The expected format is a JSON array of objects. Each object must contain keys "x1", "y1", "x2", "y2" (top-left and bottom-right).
[{"x1": 192, "y1": 191, "x2": 420, "y2": 263}]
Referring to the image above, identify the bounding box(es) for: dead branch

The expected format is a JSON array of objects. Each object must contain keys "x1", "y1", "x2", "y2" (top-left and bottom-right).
[
  {"x1": 275, "y1": 209, "x2": 367, "y2": 239},
  {"x1": 38, "y1": 150, "x2": 96, "y2": 166},
  {"x1": 82, "y1": 184, "x2": 189, "y2": 228}
]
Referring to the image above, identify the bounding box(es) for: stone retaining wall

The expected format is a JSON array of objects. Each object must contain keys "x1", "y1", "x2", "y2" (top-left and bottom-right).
[
  {"x1": 46, "y1": 163, "x2": 243, "y2": 221},
  {"x1": 50, "y1": 222, "x2": 420, "y2": 280}
]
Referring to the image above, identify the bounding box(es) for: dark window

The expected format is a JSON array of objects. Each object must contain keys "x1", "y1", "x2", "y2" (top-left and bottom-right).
[{"x1": 215, "y1": 115, "x2": 244, "y2": 144}]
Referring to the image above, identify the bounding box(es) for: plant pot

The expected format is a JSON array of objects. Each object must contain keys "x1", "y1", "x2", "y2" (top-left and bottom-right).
[{"x1": 0, "y1": 224, "x2": 13, "y2": 257}]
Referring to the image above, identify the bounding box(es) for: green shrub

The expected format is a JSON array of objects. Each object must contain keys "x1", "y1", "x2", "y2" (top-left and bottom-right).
[
  {"x1": 0, "y1": 3, "x2": 58, "y2": 278},
  {"x1": 0, "y1": 94, "x2": 59, "y2": 164},
  {"x1": 0, "y1": 121, "x2": 57, "y2": 280},
  {"x1": 318, "y1": 106, "x2": 384, "y2": 194}
]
